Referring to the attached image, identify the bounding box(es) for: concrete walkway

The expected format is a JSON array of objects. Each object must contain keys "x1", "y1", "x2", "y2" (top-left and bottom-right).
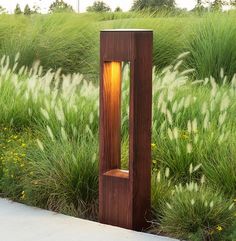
[{"x1": 0, "y1": 198, "x2": 177, "y2": 241}]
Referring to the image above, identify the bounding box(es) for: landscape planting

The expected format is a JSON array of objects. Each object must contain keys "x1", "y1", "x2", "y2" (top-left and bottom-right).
[
  {"x1": 0, "y1": 11, "x2": 236, "y2": 81},
  {"x1": 0, "y1": 11, "x2": 236, "y2": 241}
]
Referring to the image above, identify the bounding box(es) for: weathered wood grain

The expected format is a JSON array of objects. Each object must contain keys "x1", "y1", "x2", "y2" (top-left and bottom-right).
[{"x1": 99, "y1": 30, "x2": 153, "y2": 231}]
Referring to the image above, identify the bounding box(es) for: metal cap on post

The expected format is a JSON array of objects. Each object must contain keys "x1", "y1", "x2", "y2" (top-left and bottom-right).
[{"x1": 99, "y1": 29, "x2": 153, "y2": 230}]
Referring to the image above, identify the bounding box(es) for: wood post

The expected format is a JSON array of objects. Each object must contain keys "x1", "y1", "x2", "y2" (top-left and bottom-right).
[{"x1": 99, "y1": 30, "x2": 153, "y2": 230}]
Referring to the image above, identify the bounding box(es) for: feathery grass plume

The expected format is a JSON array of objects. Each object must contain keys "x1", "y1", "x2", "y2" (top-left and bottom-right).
[
  {"x1": 55, "y1": 105, "x2": 65, "y2": 126},
  {"x1": 167, "y1": 128, "x2": 173, "y2": 141},
  {"x1": 173, "y1": 127, "x2": 178, "y2": 140},
  {"x1": 192, "y1": 118, "x2": 198, "y2": 133},
  {"x1": 220, "y1": 95, "x2": 230, "y2": 112},
  {"x1": 189, "y1": 163, "x2": 193, "y2": 175},
  {"x1": 172, "y1": 100, "x2": 178, "y2": 113},
  {"x1": 1, "y1": 49, "x2": 236, "y2": 239},
  {"x1": 165, "y1": 167, "x2": 170, "y2": 178},
  {"x1": 186, "y1": 143, "x2": 193, "y2": 154},
  {"x1": 36, "y1": 139, "x2": 44, "y2": 152},
  {"x1": 60, "y1": 127, "x2": 67, "y2": 141},
  {"x1": 193, "y1": 163, "x2": 202, "y2": 173},
  {"x1": 46, "y1": 125, "x2": 54, "y2": 141},
  {"x1": 166, "y1": 109, "x2": 173, "y2": 125},
  {"x1": 201, "y1": 101, "x2": 207, "y2": 114},
  {"x1": 40, "y1": 108, "x2": 50, "y2": 121},
  {"x1": 219, "y1": 112, "x2": 227, "y2": 126},
  {"x1": 187, "y1": 120, "x2": 192, "y2": 133}
]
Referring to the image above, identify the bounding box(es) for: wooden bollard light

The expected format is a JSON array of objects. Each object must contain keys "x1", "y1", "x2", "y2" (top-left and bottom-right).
[{"x1": 99, "y1": 29, "x2": 153, "y2": 230}]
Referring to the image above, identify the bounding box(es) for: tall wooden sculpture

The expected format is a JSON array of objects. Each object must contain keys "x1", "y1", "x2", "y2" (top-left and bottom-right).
[{"x1": 99, "y1": 29, "x2": 153, "y2": 230}]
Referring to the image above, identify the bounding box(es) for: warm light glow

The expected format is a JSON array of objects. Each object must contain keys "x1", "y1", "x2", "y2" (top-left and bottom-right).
[
  {"x1": 104, "y1": 62, "x2": 121, "y2": 101},
  {"x1": 103, "y1": 61, "x2": 122, "y2": 169}
]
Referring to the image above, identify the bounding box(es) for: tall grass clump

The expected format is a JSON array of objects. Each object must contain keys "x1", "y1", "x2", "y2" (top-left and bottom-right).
[
  {"x1": 0, "y1": 13, "x2": 99, "y2": 80},
  {"x1": 151, "y1": 53, "x2": 236, "y2": 196},
  {"x1": 24, "y1": 134, "x2": 98, "y2": 218},
  {"x1": 186, "y1": 12, "x2": 236, "y2": 80},
  {"x1": 150, "y1": 53, "x2": 236, "y2": 239},
  {"x1": 0, "y1": 54, "x2": 99, "y2": 218},
  {"x1": 0, "y1": 11, "x2": 236, "y2": 81},
  {"x1": 160, "y1": 183, "x2": 235, "y2": 241}
]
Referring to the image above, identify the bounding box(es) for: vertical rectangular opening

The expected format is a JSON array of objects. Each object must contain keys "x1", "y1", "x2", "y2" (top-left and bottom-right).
[
  {"x1": 103, "y1": 61, "x2": 130, "y2": 176},
  {"x1": 103, "y1": 61, "x2": 122, "y2": 172},
  {"x1": 121, "y1": 62, "x2": 130, "y2": 171}
]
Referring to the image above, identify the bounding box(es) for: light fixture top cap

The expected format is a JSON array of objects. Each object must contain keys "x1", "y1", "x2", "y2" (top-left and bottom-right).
[{"x1": 101, "y1": 29, "x2": 152, "y2": 32}]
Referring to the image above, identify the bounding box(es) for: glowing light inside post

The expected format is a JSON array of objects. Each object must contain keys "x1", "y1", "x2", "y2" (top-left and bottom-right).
[
  {"x1": 103, "y1": 61, "x2": 122, "y2": 170},
  {"x1": 104, "y1": 61, "x2": 121, "y2": 103}
]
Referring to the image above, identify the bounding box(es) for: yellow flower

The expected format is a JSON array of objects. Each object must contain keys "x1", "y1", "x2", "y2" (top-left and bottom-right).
[
  {"x1": 216, "y1": 225, "x2": 223, "y2": 232},
  {"x1": 21, "y1": 143, "x2": 27, "y2": 148},
  {"x1": 180, "y1": 131, "x2": 189, "y2": 140},
  {"x1": 151, "y1": 143, "x2": 157, "y2": 149},
  {"x1": 20, "y1": 191, "x2": 26, "y2": 200},
  {"x1": 152, "y1": 160, "x2": 157, "y2": 164}
]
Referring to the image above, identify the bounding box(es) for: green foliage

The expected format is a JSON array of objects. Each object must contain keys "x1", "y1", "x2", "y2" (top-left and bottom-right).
[
  {"x1": 114, "y1": 6, "x2": 123, "y2": 12},
  {"x1": 0, "y1": 6, "x2": 6, "y2": 14},
  {"x1": 231, "y1": 0, "x2": 236, "y2": 6},
  {"x1": 186, "y1": 13, "x2": 236, "y2": 80},
  {"x1": 211, "y1": 0, "x2": 224, "y2": 11},
  {"x1": 223, "y1": 221, "x2": 236, "y2": 240},
  {"x1": 0, "y1": 14, "x2": 99, "y2": 81},
  {"x1": 24, "y1": 135, "x2": 98, "y2": 218},
  {"x1": 0, "y1": 55, "x2": 99, "y2": 218},
  {"x1": 0, "y1": 10, "x2": 236, "y2": 236},
  {"x1": 49, "y1": 0, "x2": 74, "y2": 13},
  {"x1": 87, "y1": 1, "x2": 111, "y2": 12},
  {"x1": 228, "y1": 221, "x2": 236, "y2": 240},
  {"x1": 151, "y1": 168, "x2": 173, "y2": 220},
  {"x1": 160, "y1": 184, "x2": 235, "y2": 240},
  {"x1": 0, "y1": 54, "x2": 236, "y2": 238},
  {"x1": 192, "y1": 0, "x2": 208, "y2": 13},
  {"x1": 14, "y1": 4, "x2": 22, "y2": 15},
  {"x1": 0, "y1": 12, "x2": 236, "y2": 81},
  {"x1": 131, "y1": 0, "x2": 176, "y2": 11},
  {"x1": 23, "y1": 4, "x2": 39, "y2": 15},
  {"x1": 24, "y1": 4, "x2": 32, "y2": 15},
  {"x1": 0, "y1": 126, "x2": 31, "y2": 200}
]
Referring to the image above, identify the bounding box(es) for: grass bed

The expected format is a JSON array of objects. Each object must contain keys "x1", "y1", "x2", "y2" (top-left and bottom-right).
[
  {"x1": 0, "y1": 11, "x2": 236, "y2": 81},
  {"x1": 0, "y1": 53, "x2": 235, "y2": 240}
]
